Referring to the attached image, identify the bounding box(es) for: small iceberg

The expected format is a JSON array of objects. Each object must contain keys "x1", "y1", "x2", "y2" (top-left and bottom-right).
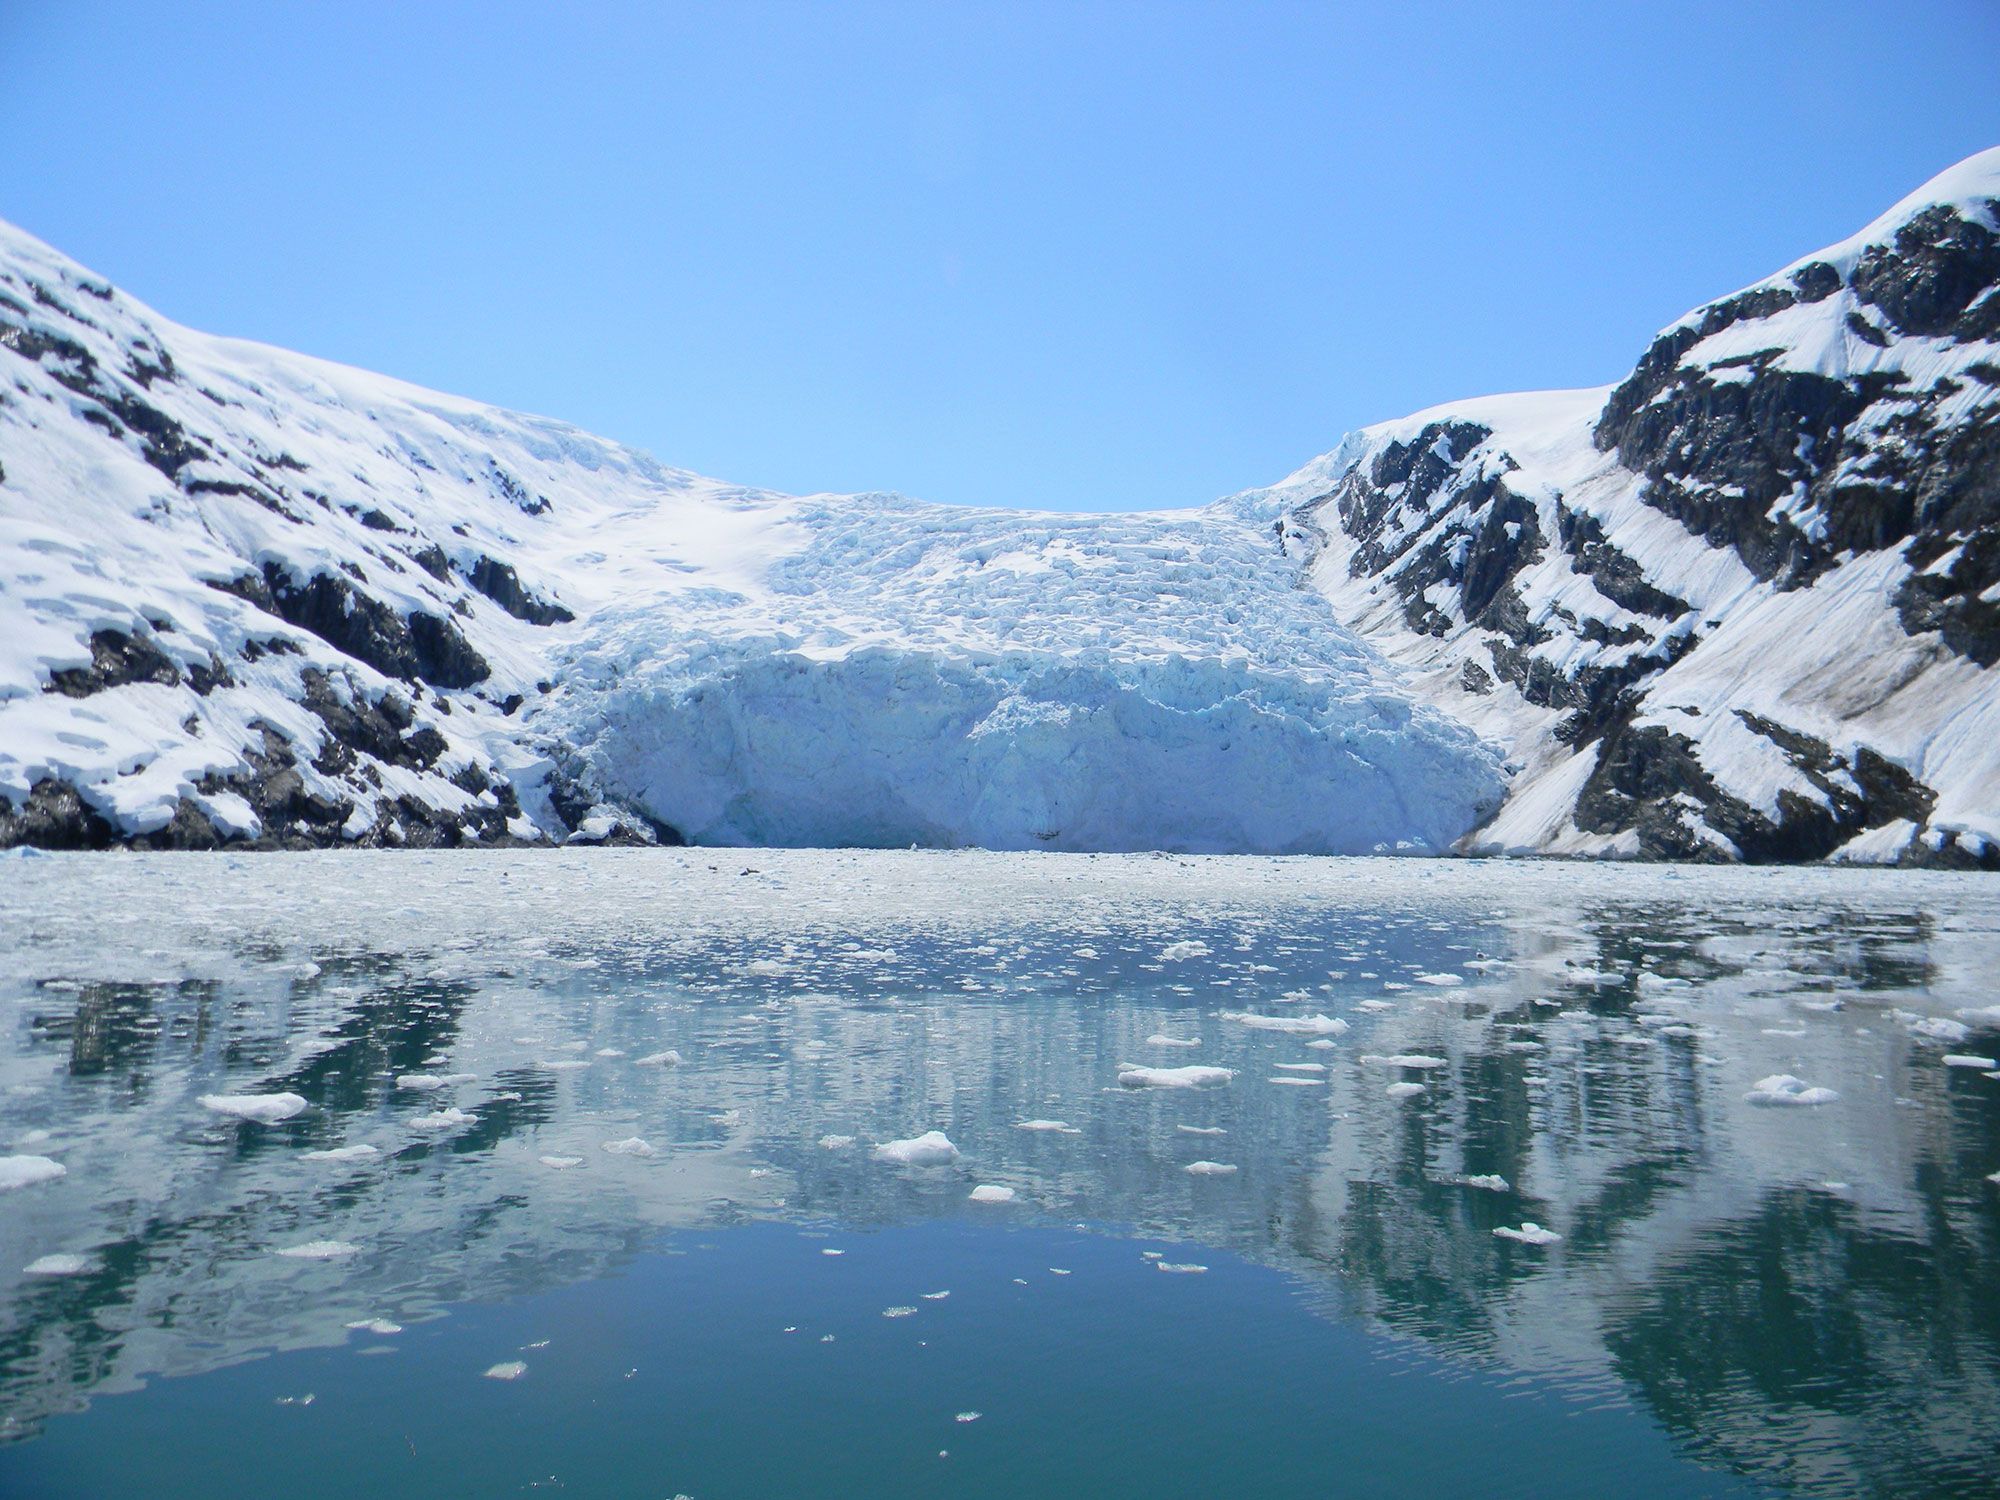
[
  {"x1": 1494, "y1": 1222, "x2": 1562, "y2": 1246},
  {"x1": 1116, "y1": 1064, "x2": 1234, "y2": 1089},
  {"x1": 601, "y1": 1137, "x2": 657, "y2": 1157},
  {"x1": 200, "y1": 1092, "x2": 308, "y2": 1124},
  {"x1": 1222, "y1": 1012, "x2": 1349, "y2": 1036},
  {"x1": 1744, "y1": 1075, "x2": 1839, "y2": 1106},
  {"x1": 1013, "y1": 1120, "x2": 1080, "y2": 1134},
  {"x1": 1385, "y1": 1082, "x2": 1427, "y2": 1100},
  {"x1": 24, "y1": 1252, "x2": 94, "y2": 1276},
  {"x1": 873, "y1": 1131, "x2": 960, "y2": 1165},
  {"x1": 0, "y1": 1155, "x2": 66, "y2": 1192},
  {"x1": 1185, "y1": 1161, "x2": 1238, "y2": 1176},
  {"x1": 635, "y1": 1050, "x2": 684, "y2": 1067},
  {"x1": 1146, "y1": 1034, "x2": 1202, "y2": 1048},
  {"x1": 968, "y1": 1184, "x2": 1016, "y2": 1203},
  {"x1": 275, "y1": 1240, "x2": 361, "y2": 1260},
  {"x1": 1943, "y1": 1054, "x2": 1999, "y2": 1070},
  {"x1": 483, "y1": 1361, "x2": 528, "y2": 1381},
  {"x1": 410, "y1": 1108, "x2": 478, "y2": 1130},
  {"x1": 301, "y1": 1144, "x2": 380, "y2": 1163}
]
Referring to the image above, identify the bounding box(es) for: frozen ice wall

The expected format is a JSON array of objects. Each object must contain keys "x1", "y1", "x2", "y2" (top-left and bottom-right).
[{"x1": 555, "y1": 498, "x2": 1506, "y2": 852}]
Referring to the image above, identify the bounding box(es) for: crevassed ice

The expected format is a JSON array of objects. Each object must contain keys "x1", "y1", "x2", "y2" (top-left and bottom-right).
[{"x1": 552, "y1": 498, "x2": 1505, "y2": 854}]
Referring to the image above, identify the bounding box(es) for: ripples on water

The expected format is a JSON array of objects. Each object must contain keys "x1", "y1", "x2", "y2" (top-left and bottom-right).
[{"x1": 0, "y1": 851, "x2": 1996, "y2": 1497}]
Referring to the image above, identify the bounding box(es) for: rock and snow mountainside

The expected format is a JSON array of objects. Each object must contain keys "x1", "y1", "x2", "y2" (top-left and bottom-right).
[
  {"x1": 2, "y1": 146, "x2": 1997, "y2": 860},
  {"x1": 1262, "y1": 147, "x2": 2000, "y2": 866},
  {"x1": 0, "y1": 219, "x2": 1499, "y2": 854}
]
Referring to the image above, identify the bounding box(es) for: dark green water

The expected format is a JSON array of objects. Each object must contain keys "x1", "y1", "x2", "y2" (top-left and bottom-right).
[{"x1": 1, "y1": 851, "x2": 1995, "y2": 1497}]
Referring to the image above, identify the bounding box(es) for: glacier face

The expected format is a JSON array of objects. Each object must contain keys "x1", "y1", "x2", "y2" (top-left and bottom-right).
[
  {"x1": 554, "y1": 498, "x2": 1501, "y2": 852},
  {"x1": 0, "y1": 222, "x2": 1502, "y2": 854}
]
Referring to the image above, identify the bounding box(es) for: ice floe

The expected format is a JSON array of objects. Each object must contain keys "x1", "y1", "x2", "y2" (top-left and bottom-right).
[
  {"x1": 1013, "y1": 1120, "x2": 1080, "y2": 1134},
  {"x1": 1185, "y1": 1161, "x2": 1238, "y2": 1175},
  {"x1": 1145, "y1": 1034, "x2": 1202, "y2": 1048},
  {"x1": 301, "y1": 1144, "x2": 380, "y2": 1163},
  {"x1": 483, "y1": 1361, "x2": 528, "y2": 1380},
  {"x1": 601, "y1": 1137, "x2": 657, "y2": 1157},
  {"x1": 23, "y1": 1253, "x2": 93, "y2": 1276},
  {"x1": 873, "y1": 1131, "x2": 960, "y2": 1165},
  {"x1": 1494, "y1": 1222, "x2": 1562, "y2": 1246},
  {"x1": 0, "y1": 1155, "x2": 65, "y2": 1191},
  {"x1": 411, "y1": 1108, "x2": 478, "y2": 1130},
  {"x1": 1116, "y1": 1064, "x2": 1234, "y2": 1089},
  {"x1": 274, "y1": 1240, "x2": 360, "y2": 1259},
  {"x1": 1744, "y1": 1075, "x2": 1840, "y2": 1106},
  {"x1": 1943, "y1": 1054, "x2": 1999, "y2": 1069},
  {"x1": 199, "y1": 1092, "x2": 308, "y2": 1123},
  {"x1": 1384, "y1": 1082, "x2": 1427, "y2": 1100},
  {"x1": 968, "y1": 1184, "x2": 1016, "y2": 1203},
  {"x1": 1222, "y1": 1011, "x2": 1349, "y2": 1035}
]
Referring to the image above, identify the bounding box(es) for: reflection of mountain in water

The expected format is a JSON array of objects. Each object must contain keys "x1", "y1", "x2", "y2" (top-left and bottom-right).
[{"x1": 1, "y1": 852, "x2": 1996, "y2": 1495}]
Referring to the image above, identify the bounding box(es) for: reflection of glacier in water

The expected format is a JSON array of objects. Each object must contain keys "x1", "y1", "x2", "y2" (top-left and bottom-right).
[{"x1": 1, "y1": 851, "x2": 1997, "y2": 1494}]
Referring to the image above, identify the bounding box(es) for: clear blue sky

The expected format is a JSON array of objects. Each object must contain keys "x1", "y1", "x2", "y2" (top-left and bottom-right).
[{"x1": 3, "y1": 2, "x2": 1997, "y2": 511}]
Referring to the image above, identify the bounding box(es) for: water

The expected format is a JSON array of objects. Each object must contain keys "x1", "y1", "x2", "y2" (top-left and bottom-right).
[{"x1": 0, "y1": 850, "x2": 1995, "y2": 1498}]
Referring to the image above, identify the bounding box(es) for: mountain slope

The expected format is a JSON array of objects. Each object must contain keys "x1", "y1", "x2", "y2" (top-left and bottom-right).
[
  {"x1": 0, "y1": 221, "x2": 1500, "y2": 854},
  {"x1": 1254, "y1": 147, "x2": 2000, "y2": 866}
]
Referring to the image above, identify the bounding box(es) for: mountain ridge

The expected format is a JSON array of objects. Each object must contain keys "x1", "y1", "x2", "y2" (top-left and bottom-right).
[{"x1": 3, "y1": 147, "x2": 1996, "y2": 861}]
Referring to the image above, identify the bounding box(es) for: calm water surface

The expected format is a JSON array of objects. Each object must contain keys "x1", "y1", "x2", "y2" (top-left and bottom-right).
[{"x1": 0, "y1": 851, "x2": 1995, "y2": 1498}]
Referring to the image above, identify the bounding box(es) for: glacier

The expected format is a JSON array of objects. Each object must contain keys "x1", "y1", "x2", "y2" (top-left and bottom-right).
[{"x1": 0, "y1": 216, "x2": 1502, "y2": 854}]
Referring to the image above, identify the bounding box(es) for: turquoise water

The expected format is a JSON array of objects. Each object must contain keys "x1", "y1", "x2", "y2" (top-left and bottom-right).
[{"x1": 1, "y1": 851, "x2": 1996, "y2": 1497}]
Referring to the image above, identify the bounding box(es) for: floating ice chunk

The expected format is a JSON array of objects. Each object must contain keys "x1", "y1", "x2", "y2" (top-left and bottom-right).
[
  {"x1": 1988, "y1": 1171, "x2": 2000, "y2": 1185},
  {"x1": 921, "y1": 1290, "x2": 951, "y2": 1300},
  {"x1": 955, "y1": 1411, "x2": 982, "y2": 1423},
  {"x1": 346, "y1": 1318, "x2": 403, "y2": 1335},
  {"x1": 17, "y1": 1129, "x2": 51, "y2": 1146},
  {"x1": 24, "y1": 1253, "x2": 93, "y2": 1276},
  {"x1": 1494, "y1": 1222, "x2": 1562, "y2": 1246},
  {"x1": 200, "y1": 1092, "x2": 308, "y2": 1123},
  {"x1": 1222, "y1": 1011, "x2": 1348, "y2": 1035},
  {"x1": 1306, "y1": 1039, "x2": 1338, "y2": 1050},
  {"x1": 539, "y1": 1155, "x2": 583, "y2": 1169},
  {"x1": 1384, "y1": 1082, "x2": 1427, "y2": 1100},
  {"x1": 1176, "y1": 1125, "x2": 1227, "y2": 1136},
  {"x1": 1185, "y1": 1161, "x2": 1237, "y2": 1175},
  {"x1": 1267, "y1": 1076, "x2": 1323, "y2": 1087},
  {"x1": 1013, "y1": 1120, "x2": 1080, "y2": 1134},
  {"x1": 301, "y1": 1144, "x2": 380, "y2": 1163},
  {"x1": 540, "y1": 1059, "x2": 592, "y2": 1071},
  {"x1": 1745, "y1": 1075, "x2": 1839, "y2": 1106},
  {"x1": 968, "y1": 1184, "x2": 1016, "y2": 1204},
  {"x1": 1273, "y1": 1062, "x2": 1326, "y2": 1073},
  {"x1": 1356, "y1": 1000, "x2": 1395, "y2": 1013},
  {"x1": 1117, "y1": 1064, "x2": 1234, "y2": 1089},
  {"x1": 395, "y1": 1074, "x2": 447, "y2": 1092},
  {"x1": 1412, "y1": 973, "x2": 1465, "y2": 987},
  {"x1": 483, "y1": 1361, "x2": 528, "y2": 1381},
  {"x1": 1158, "y1": 941, "x2": 1210, "y2": 962},
  {"x1": 883, "y1": 1306, "x2": 918, "y2": 1318},
  {"x1": 411, "y1": 1107, "x2": 478, "y2": 1131},
  {"x1": 821, "y1": 1249, "x2": 844, "y2": 1257},
  {"x1": 1146, "y1": 1034, "x2": 1201, "y2": 1048},
  {"x1": 1458, "y1": 1174, "x2": 1510, "y2": 1192},
  {"x1": 818, "y1": 1134, "x2": 858, "y2": 1149},
  {"x1": 874, "y1": 1131, "x2": 960, "y2": 1165},
  {"x1": 595, "y1": 1048, "x2": 625, "y2": 1058},
  {"x1": 602, "y1": 1137, "x2": 657, "y2": 1157},
  {"x1": 1943, "y1": 1054, "x2": 1999, "y2": 1070},
  {"x1": 0, "y1": 1155, "x2": 66, "y2": 1191},
  {"x1": 1363, "y1": 1054, "x2": 1447, "y2": 1069},
  {"x1": 635, "y1": 1050, "x2": 683, "y2": 1067},
  {"x1": 1156, "y1": 1261, "x2": 1208, "y2": 1274},
  {"x1": 275, "y1": 1240, "x2": 360, "y2": 1259}
]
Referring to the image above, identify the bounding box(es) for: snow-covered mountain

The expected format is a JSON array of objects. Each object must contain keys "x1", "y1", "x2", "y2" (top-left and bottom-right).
[
  {"x1": 2, "y1": 147, "x2": 1996, "y2": 860},
  {"x1": 1262, "y1": 147, "x2": 2000, "y2": 866},
  {"x1": 0, "y1": 219, "x2": 1498, "y2": 854}
]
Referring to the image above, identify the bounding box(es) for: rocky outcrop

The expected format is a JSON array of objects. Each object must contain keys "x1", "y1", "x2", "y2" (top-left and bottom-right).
[{"x1": 1280, "y1": 149, "x2": 2000, "y2": 865}]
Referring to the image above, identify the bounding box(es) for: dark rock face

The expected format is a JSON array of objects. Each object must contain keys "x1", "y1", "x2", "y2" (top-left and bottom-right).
[
  {"x1": 1293, "y1": 188, "x2": 2000, "y2": 865},
  {"x1": 0, "y1": 781, "x2": 118, "y2": 850},
  {"x1": 467, "y1": 556, "x2": 574, "y2": 625},
  {"x1": 213, "y1": 564, "x2": 491, "y2": 690},
  {"x1": 46, "y1": 630, "x2": 180, "y2": 698}
]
